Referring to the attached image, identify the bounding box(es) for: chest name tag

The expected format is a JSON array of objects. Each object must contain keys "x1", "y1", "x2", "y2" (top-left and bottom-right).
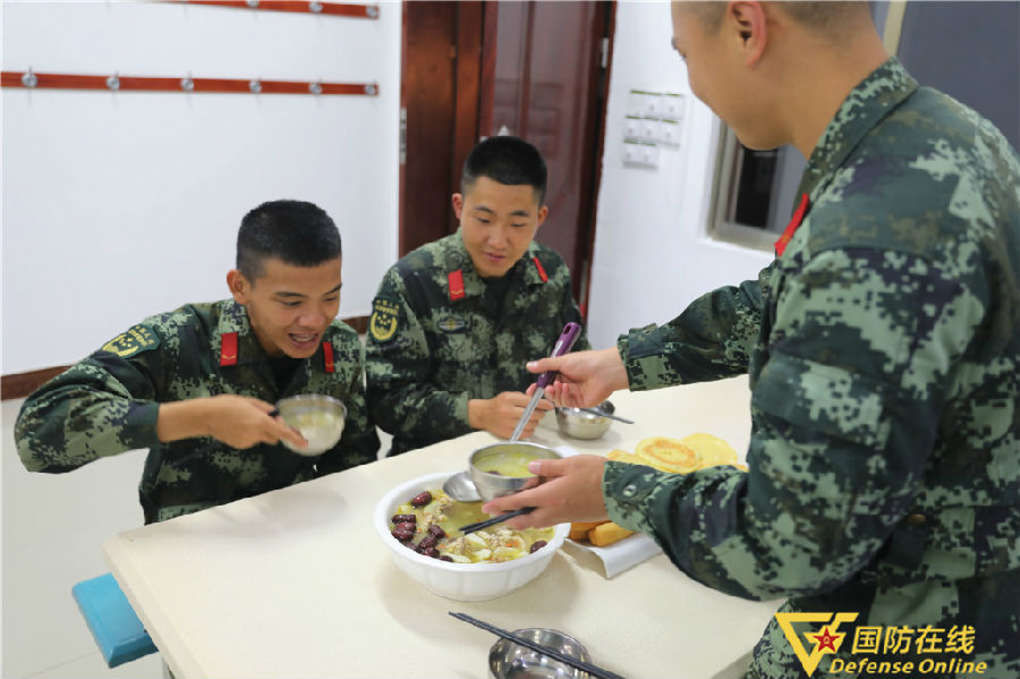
[
  {"x1": 437, "y1": 316, "x2": 467, "y2": 333},
  {"x1": 101, "y1": 325, "x2": 159, "y2": 358},
  {"x1": 370, "y1": 298, "x2": 400, "y2": 342}
]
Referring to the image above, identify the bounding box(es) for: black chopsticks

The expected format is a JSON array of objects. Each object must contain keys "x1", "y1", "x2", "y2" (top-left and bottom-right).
[
  {"x1": 449, "y1": 611, "x2": 627, "y2": 679},
  {"x1": 458, "y1": 507, "x2": 534, "y2": 535}
]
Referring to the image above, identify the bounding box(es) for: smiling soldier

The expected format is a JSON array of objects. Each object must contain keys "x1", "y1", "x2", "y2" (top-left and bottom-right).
[
  {"x1": 15, "y1": 200, "x2": 379, "y2": 523},
  {"x1": 365, "y1": 136, "x2": 589, "y2": 455}
]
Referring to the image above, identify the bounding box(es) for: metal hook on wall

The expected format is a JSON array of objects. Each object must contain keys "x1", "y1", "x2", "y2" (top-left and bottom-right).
[{"x1": 22, "y1": 67, "x2": 38, "y2": 88}]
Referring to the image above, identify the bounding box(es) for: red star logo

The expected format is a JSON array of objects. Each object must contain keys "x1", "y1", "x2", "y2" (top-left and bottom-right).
[{"x1": 810, "y1": 626, "x2": 844, "y2": 653}]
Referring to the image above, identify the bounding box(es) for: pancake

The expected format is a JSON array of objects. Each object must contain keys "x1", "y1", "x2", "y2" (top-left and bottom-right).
[
  {"x1": 680, "y1": 432, "x2": 738, "y2": 468},
  {"x1": 634, "y1": 436, "x2": 701, "y2": 474}
]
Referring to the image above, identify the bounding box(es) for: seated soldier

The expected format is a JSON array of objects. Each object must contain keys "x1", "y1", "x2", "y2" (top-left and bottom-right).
[
  {"x1": 365, "y1": 135, "x2": 590, "y2": 455},
  {"x1": 15, "y1": 199, "x2": 379, "y2": 523}
]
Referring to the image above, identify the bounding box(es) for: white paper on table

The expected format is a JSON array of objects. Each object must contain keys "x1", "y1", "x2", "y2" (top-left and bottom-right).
[
  {"x1": 551, "y1": 445, "x2": 663, "y2": 578},
  {"x1": 564, "y1": 534, "x2": 663, "y2": 578}
]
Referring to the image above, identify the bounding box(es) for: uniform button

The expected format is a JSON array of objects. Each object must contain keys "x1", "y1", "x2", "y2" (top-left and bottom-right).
[
  {"x1": 622, "y1": 484, "x2": 637, "y2": 498},
  {"x1": 906, "y1": 513, "x2": 927, "y2": 525}
]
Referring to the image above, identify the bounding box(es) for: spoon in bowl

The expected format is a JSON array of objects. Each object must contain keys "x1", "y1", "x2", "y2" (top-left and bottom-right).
[{"x1": 443, "y1": 470, "x2": 482, "y2": 502}]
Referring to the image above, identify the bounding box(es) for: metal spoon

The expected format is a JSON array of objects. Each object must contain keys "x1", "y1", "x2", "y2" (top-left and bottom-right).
[
  {"x1": 577, "y1": 407, "x2": 635, "y2": 424},
  {"x1": 443, "y1": 471, "x2": 482, "y2": 502}
]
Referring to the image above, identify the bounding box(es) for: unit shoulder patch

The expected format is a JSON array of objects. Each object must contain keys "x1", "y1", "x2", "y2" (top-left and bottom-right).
[
  {"x1": 101, "y1": 324, "x2": 160, "y2": 358},
  {"x1": 369, "y1": 298, "x2": 400, "y2": 342}
]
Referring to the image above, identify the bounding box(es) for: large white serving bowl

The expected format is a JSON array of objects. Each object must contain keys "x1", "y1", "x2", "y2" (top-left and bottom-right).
[{"x1": 374, "y1": 471, "x2": 569, "y2": 602}]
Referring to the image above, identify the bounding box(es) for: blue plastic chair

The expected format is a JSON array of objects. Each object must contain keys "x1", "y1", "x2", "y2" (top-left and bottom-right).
[{"x1": 72, "y1": 573, "x2": 158, "y2": 667}]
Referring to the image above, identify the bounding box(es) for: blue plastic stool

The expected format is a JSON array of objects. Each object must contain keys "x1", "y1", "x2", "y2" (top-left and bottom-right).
[{"x1": 72, "y1": 573, "x2": 158, "y2": 667}]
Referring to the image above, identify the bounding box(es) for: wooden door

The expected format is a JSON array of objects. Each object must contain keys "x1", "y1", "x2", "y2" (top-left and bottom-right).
[
  {"x1": 480, "y1": 1, "x2": 613, "y2": 306},
  {"x1": 399, "y1": 2, "x2": 483, "y2": 256}
]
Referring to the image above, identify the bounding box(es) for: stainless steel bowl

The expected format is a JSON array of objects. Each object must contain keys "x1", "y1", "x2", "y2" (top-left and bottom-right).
[
  {"x1": 469, "y1": 442, "x2": 562, "y2": 503},
  {"x1": 489, "y1": 628, "x2": 592, "y2": 679},
  {"x1": 555, "y1": 401, "x2": 614, "y2": 440},
  {"x1": 275, "y1": 394, "x2": 346, "y2": 456}
]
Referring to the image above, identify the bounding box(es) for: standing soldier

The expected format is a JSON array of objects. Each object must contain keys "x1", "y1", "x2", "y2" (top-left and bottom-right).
[
  {"x1": 15, "y1": 200, "x2": 379, "y2": 523},
  {"x1": 485, "y1": 2, "x2": 1020, "y2": 677},
  {"x1": 365, "y1": 136, "x2": 589, "y2": 455}
]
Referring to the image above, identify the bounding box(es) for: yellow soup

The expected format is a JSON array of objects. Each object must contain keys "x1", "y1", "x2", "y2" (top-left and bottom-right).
[{"x1": 475, "y1": 449, "x2": 544, "y2": 478}]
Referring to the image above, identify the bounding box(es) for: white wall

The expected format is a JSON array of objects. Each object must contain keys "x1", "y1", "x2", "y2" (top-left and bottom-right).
[
  {"x1": 1, "y1": 0, "x2": 401, "y2": 374},
  {"x1": 586, "y1": 2, "x2": 773, "y2": 350}
]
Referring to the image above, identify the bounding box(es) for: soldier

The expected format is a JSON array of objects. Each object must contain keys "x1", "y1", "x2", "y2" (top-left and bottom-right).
[
  {"x1": 485, "y1": 3, "x2": 1019, "y2": 677},
  {"x1": 365, "y1": 136, "x2": 589, "y2": 455},
  {"x1": 15, "y1": 200, "x2": 379, "y2": 524}
]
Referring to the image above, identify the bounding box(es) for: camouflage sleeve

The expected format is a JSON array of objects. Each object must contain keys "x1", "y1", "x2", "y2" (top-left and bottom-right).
[
  {"x1": 316, "y1": 341, "x2": 380, "y2": 474},
  {"x1": 14, "y1": 324, "x2": 168, "y2": 473},
  {"x1": 616, "y1": 264, "x2": 770, "y2": 389},
  {"x1": 364, "y1": 268, "x2": 473, "y2": 446},
  {"x1": 604, "y1": 247, "x2": 979, "y2": 600}
]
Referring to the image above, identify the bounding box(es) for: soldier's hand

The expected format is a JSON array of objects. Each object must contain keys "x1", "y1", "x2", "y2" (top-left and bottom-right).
[
  {"x1": 158, "y1": 395, "x2": 308, "y2": 450},
  {"x1": 481, "y1": 455, "x2": 609, "y2": 528},
  {"x1": 525, "y1": 347, "x2": 630, "y2": 408},
  {"x1": 468, "y1": 391, "x2": 554, "y2": 440}
]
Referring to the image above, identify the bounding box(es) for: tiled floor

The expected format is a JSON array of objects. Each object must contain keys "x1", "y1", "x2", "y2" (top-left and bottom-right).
[{"x1": 1, "y1": 396, "x2": 391, "y2": 678}]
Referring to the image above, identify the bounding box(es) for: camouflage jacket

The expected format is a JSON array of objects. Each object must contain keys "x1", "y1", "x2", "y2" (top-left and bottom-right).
[
  {"x1": 606, "y1": 59, "x2": 1020, "y2": 677},
  {"x1": 15, "y1": 300, "x2": 379, "y2": 524},
  {"x1": 365, "y1": 231, "x2": 588, "y2": 455}
]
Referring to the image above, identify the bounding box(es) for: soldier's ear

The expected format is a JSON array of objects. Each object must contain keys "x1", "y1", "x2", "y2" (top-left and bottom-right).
[
  {"x1": 227, "y1": 269, "x2": 251, "y2": 304},
  {"x1": 452, "y1": 193, "x2": 465, "y2": 221},
  {"x1": 535, "y1": 204, "x2": 549, "y2": 230}
]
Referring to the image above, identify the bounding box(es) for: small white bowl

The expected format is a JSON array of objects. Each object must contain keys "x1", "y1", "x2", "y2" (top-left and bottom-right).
[{"x1": 374, "y1": 471, "x2": 569, "y2": 602}]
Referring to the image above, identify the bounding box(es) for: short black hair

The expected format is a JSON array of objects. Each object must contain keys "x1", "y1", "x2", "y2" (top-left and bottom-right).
[
  {"x1": 236, "y1": 200, "x2": 341, "y2": 281},
  {"x1": 461, "y1": 135, "x2": 548, "y2": 205}
]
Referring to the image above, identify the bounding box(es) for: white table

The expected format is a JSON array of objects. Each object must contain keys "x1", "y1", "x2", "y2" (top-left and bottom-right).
[{"x1": 105, "y1": 376, "x2": 781, "y2": 679}]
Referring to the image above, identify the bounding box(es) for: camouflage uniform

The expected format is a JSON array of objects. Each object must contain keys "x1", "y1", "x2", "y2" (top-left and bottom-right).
[
  {"x1": 15, "y1": 299, "x2": 379, "y2": 524},
  {"x1": 605, "y1": 59, "x2": 1020, "y2": 678},
  {"x1": 365, "y1": 231, "x2": 588, "y2": 455}
]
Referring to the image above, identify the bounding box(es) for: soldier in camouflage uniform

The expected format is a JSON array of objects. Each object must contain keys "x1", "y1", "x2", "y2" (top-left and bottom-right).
[
  {"x1": 15, "y1": 200, "x2": 379, "y2": 524},
  {"x1": 366, "y1": 136, "x2": 588, "y2": 455},
  {"x1": 485, "y1": 3, "x2": 1019, "y2": 677}
]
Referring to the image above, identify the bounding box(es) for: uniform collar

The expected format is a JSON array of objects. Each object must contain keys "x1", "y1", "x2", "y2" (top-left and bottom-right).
[
  {"x1": 214, "y1": 299, "x2": 273, "y2": 366},
  {"x1": 448, "y1": 231, "x2": 546, "y2": 296},
  {"x1": 796, "y1": 57, "x2": 919, "y2": 203}
]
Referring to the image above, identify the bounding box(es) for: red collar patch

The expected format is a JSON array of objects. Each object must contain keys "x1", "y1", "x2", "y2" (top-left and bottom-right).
[
  {"x1": 322, "y1": 341, "x2": 335, "y2": 373},
  {"x1": 532, "y1": 256, "x2": 548, "y2": 283},
  {"x1": 774, "y1": 193, "x2": 810, "y2": 257},
  {"x1": 448, "y1": 269, "x2": 465, "y2": 301},
  {"x1": 219, "y1": 332, "x2": 238, "y2": 367}
]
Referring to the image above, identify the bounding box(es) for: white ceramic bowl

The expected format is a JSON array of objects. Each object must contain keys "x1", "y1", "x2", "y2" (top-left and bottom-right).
[{"x1": 374, "y1": 471, "x2": 569, "y2": 602}]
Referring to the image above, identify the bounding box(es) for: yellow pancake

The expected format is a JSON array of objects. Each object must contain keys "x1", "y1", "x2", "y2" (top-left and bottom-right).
[
  {"x1": 606, "y1": 449, "x2": 637, "y2": 463},
  {"x1": 634, "y1": 437, "x2": 701, "y2": 474},
  {"x1": 681, "y1": 432, "x2": 739, "y2": 468}
]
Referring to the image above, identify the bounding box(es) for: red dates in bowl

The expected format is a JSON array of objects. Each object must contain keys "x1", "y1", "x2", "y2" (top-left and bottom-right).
[{"x1": 374, "y1": 471, "x2": 570, "y2": 602}]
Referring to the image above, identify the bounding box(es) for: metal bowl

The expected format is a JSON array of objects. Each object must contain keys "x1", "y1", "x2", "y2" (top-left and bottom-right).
[
  {"x1": 275, "y1": 394, "x2": 346, "y2": 456},
  {"x1": 469, "y1": 442, "x2": 562, "y2": 503},
  {"x1": 489, "y1": 628, "x2": 592, "y2": 679},
  {"x1": 555, "y1": 401, "x2": 614, "y2": 440}
]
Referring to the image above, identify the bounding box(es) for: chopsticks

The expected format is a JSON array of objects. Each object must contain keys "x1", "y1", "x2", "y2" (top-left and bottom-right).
[
  {"x1": 449, "y1": 611, "x2": 627, "y2": 679},
  {"x1": 458, "y1": 507, "x2": 534, "y2": 535}
]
